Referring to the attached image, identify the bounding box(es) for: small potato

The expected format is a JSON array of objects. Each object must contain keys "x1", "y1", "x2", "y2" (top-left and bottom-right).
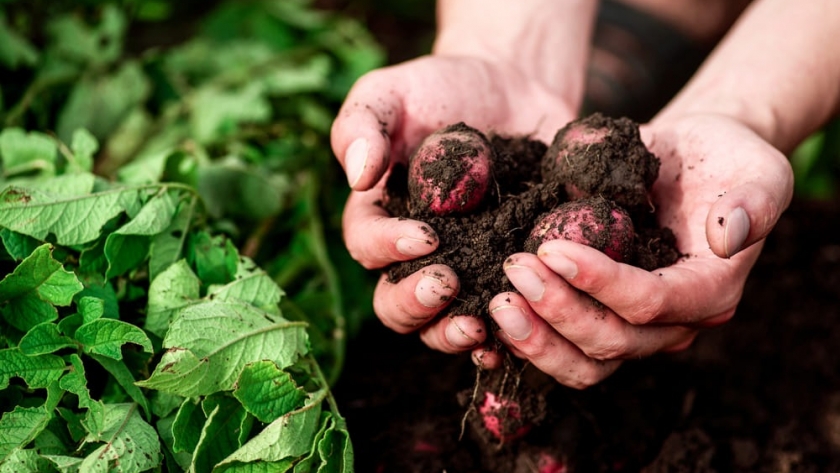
[
  {"x1": 408, "y1": 123, "x2": 493, "y2": 216},
  {"x1": 479, "y1": 391, "x2": 532, "y2": 443},
  {"x1": 525, "y1": 197, "x2": 635, "y2": 262},
  {"x1": 541, "y1": 114, "x2": 659, "y2": 213}
]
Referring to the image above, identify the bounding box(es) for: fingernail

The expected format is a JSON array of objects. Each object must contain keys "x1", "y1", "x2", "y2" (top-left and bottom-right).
[
  {"x1": 396, "y1": 236, "x2": 434, "y2": 257},
  {"x1": 491, "y1": 305, "x2": 532, "y2": 340},
  {"x1": 415, "y1": 275, "x2": 452, "y2": 308},
  {"x1": 538, "y1": 251, "x2": 578, "y2": 279},
  {"x1": 345, "y1": 138, "x2": 368, "y2": 188},
  {"x1": 724, "y1": 207, "x2": 750, "y2": 258},
  {"x1": 445, "y1": 319, "x2": 479, "y2": 348},
  {"x1": 504, "y1": 265, "x2": 545, "y2": 302}
]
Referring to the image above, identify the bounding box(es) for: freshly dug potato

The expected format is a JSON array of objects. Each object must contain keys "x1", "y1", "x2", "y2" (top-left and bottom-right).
[
  {"x1": 408, "y1": 122, "x2": 493, "y2": 216},
  {"x1": 541, "y1": 113, "x2": 659, "y2": 213},
  {"x1": 525, "y1": 196, "x2": 635, "y2": 262}
]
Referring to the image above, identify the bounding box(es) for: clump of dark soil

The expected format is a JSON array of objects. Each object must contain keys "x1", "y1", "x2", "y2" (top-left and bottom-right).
[{"x1": 383, "y1": 113, "x2": 680, "y2": 319}]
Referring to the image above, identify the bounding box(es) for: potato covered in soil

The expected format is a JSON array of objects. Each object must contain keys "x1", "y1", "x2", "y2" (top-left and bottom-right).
[
  {"x1": 525, "y1": 197, "x2": 635, "y2": 262},
  {"x1": 407, "y1": 122, "x2": 493, "y2": 216},
  {"x1": 542, "y1": 114, "x2": 659, "y2": 213}
]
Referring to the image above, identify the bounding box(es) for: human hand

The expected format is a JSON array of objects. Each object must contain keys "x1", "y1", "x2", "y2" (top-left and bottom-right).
[
  {"x1": 332, "y1": 54, "x2": 577, "y2": 355},
  {"x1": 486, "y1": 113, "x2": 794, "y2": 388}
]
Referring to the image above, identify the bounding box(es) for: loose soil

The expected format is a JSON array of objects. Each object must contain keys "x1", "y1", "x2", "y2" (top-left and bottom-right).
[{"x1": 335, "y1": 198, "x2": 840, "y2": 472}]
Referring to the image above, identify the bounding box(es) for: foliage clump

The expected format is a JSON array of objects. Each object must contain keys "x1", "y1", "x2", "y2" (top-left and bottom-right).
[{"x1": 0, "y1": 1, "x2": 384, "y2": 471}]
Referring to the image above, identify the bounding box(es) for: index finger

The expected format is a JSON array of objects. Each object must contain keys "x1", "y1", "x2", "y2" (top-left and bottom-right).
[
  {"x1": 536, "y1": 239, "x2": 760, "y2": 325},
  {"x1": 331, "y1": 70, "x2": 405, "y2": 191}
]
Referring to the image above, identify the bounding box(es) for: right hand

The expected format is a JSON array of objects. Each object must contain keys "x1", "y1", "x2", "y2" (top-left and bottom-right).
[{"x1": 331, "y1": 54, "x2": 577, "y2": 361}]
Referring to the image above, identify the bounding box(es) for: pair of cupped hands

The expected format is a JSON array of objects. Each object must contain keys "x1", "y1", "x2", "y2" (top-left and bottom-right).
[{"x1": 331, "y1": 55, "x2": 793, "y2": 389}]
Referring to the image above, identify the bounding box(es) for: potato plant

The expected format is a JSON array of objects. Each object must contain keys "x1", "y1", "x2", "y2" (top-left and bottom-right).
[{"x1": 0, "y1": 1, "x2": 383, "y2": 471}]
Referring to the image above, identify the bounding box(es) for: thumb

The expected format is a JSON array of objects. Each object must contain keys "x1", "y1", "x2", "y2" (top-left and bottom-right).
[
  {"x1": 330, "y1": 70, "x2": 404, "y2": 191},
  {"x1": 705, "y1": 181, "x2": 792, "y2": 258}
]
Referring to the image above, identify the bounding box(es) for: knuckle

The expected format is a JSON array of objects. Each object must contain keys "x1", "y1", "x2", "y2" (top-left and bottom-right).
[
  {"x1": 624, "y1": 291, "x2": 665, "y2": 325},
  {"x1": 563, "y1": 370, "x2": 600, "y2": 390},
  {"x1": 584, "y1": 338, "x2": 629, "y2": 361}
]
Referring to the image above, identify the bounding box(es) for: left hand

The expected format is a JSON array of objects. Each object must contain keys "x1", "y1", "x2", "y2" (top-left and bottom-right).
[{"x1": 485, "y1": 113, "x2": 794, "y2": 389}]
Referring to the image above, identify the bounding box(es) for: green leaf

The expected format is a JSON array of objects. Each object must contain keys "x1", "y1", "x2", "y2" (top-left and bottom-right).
[
  {"x1": 69, "y1": 129, "x2": 98, "y2": 173},
  {"x1": 191, "y1": 395, "x2": 250, "y2": 473},
  {"x1": 196, "y1": 159, "x2": 288, "y2": 219},
  {"x1": 233, "y1": 361, "x2": 306, "y2": 423},
  {"x1": 59, "y1": 354, "x2": 104, "y2": 438},
  {"x1": 76, "y1": 296, "x2": 105, "y2": 324},
  {"x1": 45, "y1": 4, "x2": 125, "y2": 67},
  {"x1": 0, "y1": 184, "x2": 142, "y2": 246},
  {"x1": 0, "y1": 244, "x2": 82, "y2": 331},
  {"x1": 149, "y1": 194, "x2": 196, "y2": 279},
  {"x1": 188, "y1": 231, "x2": 239, "y2": 286},
  {"x1": 103, "y1": 234, "x2": 149, "y2": 279},
  {"x1": 90, "y1": 354, "x2": 151, "y2": 421},
  {"x1": 1, "y1": 296, "x2": 57, "y2": 334},
  {"x1": 0, "y1": 349, "x2": 65, "y2": 390},
  {"x1": 172, "y1": 398, "x2": 204, "y2": 455},
  {"x1": 56, "y1": 61, "x2": 150, "y2": 144},
  {"x1": 314, "y1": 415, "x2": 352, "y2": 473},
  {"x1": 0, "y1": 128, "x2": 57, "y2": 177},
  {"x1": 0, "y1": 228, "x2": 42, "y2": 261},
  {"x1": 0, "y1": 244, "x2": 80, "y2": 305},
  {"x1": 0, "y1": 448, "x2": 56, "y2": 473},
  {"x1": 214, "y1": 403, "x2": 322, "y2": 470},
  {"x1": 78, "y1": 404, "x2": 162, "y2": 473},
  {"x1": 103, "y1": 188, "x2": 179, "y2": 278},
  {"x1": 0, "y1": 13, "x2": 39, "y2": 69},
  {"x1": 0, "y1": 407, "x2": 52, "y2": 464},
  {"x1": 144, "y1": 259, "x2": 201, "y2": 338},
  {"x1": 156, "y1": 414, "x2": 192, "y2": 472},
  {"x1": 150, "y1": 391, "x2": 183, "y2": 419},
  {"x1": 137, "y1": 301, "x2": 308, "y2": 397},
  {"x1": 207, "y1": 257, "x2": 284, "y2": 315},
  {"x1": 18, "y1": 323, "x2": 75, "y2": 355},
  {"x1": 74, "y1": 318, "x2": 153, "y2": 360},
  {"x1": 189, "y1": 83, "x2": 271, "y2": 144},
  {"x1": 43, "y1": 454, "x2": 82, "y2": 473}
]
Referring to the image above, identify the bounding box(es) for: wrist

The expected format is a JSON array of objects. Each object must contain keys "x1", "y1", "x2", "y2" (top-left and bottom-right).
[{"x1": 432, "y1": 0, "x2": 598, "y2": 107}]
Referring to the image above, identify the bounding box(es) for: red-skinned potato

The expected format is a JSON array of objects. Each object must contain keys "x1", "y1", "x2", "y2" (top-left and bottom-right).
[
  {"x1": 541, "y1": 114, "x2": 659, "y2": 213},
  {"x1": 479, "y1": 391, "x2": 532, "y2": 443},
  {"x1": 408, "y1": 122, "x2": 493, "y2": 216},
  {"x1": 525, "y1": 196, "x2": 635, "y2": 262}
]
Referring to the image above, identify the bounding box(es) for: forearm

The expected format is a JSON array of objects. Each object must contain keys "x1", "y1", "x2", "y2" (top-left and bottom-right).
[
  {"x1": 433, "y1": 0, "x2": 599, "y2": 107},
  {"x1": 656, "y1": 0, "x2": 840, "y2": 153}
]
